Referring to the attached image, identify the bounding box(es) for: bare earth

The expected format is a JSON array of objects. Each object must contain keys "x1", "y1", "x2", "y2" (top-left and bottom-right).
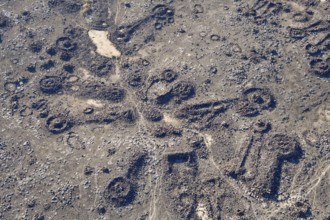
[{"x1": 0, "y1": 0, "x2": 329, "y2": 219}]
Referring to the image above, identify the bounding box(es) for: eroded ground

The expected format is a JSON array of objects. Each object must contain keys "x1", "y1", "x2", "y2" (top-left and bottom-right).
[{"x1": 0, "y1": 0, "x2": 329, "y2": 219}]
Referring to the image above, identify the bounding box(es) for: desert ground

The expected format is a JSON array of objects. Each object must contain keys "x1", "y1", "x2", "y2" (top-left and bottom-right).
[{"x1": 0, "y1": 0, "x2": 329, "y2": 219}]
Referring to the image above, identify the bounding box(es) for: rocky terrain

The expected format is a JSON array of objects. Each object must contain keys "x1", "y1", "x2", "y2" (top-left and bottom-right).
[{"x1": 0, "y1": 0, "x2": 329, "y2": 219}]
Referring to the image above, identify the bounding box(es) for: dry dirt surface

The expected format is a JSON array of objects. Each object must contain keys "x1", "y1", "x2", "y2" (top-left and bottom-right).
[{"x1": 0, "y1": 0, "x2": 329, "y2": 219}]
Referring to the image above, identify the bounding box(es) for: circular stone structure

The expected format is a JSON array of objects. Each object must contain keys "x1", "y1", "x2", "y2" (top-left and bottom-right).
[
  {"x1": 104, "y1": 177, "x2": 135, "y2": 207},
  {"x1": 39, "y1": 76, "x2": 63, "y2": 94},
  {"x1": 266, "y1": 133, "x2": 300, "y2": 159},
  {"x1": 46, "y1": 115, "x2": 72, "y2": 134},
  {"x1": 162, "y1": 69, "x2": 178, "y2": 83},
  {"x1": 236, "y1": 88, "x2": 275, "y2": 117}
]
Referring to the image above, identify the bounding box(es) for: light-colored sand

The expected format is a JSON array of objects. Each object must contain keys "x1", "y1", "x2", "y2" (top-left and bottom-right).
[
  {"x1": 196, "y1": 203, "x2": 211, "y2": 220},
  {"x1": 163, "y1": 114, "x2": 181, "y2": 127},
  {"x1": 86, "y1": 99, "x2": 105, "y2": 108},
  {"x1": 88, "y1": 30, "x2": 121, "y2": 58}
]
